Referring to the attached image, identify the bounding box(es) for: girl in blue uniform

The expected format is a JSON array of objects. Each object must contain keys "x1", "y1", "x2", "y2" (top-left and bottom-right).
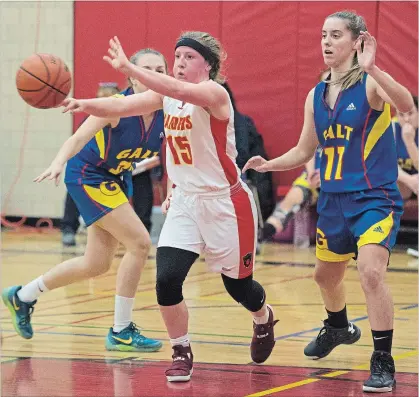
[
  {"x1": 2, "y1": 49, "x2": 167, "y2": 352},
  {"x1": 244, "y1": 10, "x2": 414, "y2": 393}
]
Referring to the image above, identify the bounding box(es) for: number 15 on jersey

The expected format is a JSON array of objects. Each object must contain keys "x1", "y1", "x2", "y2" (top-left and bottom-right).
[{"x1": 167, "y1": 135, "x2": 193, "y2": 165}]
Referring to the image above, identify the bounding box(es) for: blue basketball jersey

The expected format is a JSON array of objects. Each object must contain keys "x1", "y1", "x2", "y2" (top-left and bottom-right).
[
  {"x1": 392, "y1": 117, "x2": 418, "y2": 175},
  {"x1": 313, "y1": 74, "x2": 397, "y2": 192},
  {"x1": 65, "y1": 87, "x2": 164, "y2": 184}
]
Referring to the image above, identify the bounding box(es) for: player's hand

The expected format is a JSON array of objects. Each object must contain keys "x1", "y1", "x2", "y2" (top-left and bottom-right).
[
  {"x1": 401, "y1": 122, "x2": 417, "y2": 142},
  {"x1": 355, "y1": 31, "x2": 376, "y2": 73},
  {"x1": 61, "y1": 98, "x2": 85, "y2": 114},
  {"x1": 33, "y1": 161, "x2": 64, "y2": 186},
  {"x1": 242, "y1": 156, "x2": 270, "y2": 173},
  {"x1": 307, "y1": 169, "x2": 321, "y2": 189},
  {"x1": 406, "y1": 174, "x2": 419, "y2": 195},
  {"x1": 104, "y1": 36, "x2": 129, "y2": 73},
  {"x1": 161, "y1": 195, "x2": 172, "y2": 215}
]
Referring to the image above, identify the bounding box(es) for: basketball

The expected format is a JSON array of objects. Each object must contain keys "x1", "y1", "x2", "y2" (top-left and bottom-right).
[{"x1": 16, "y1": 53, "x2": 72, "y2": 109}]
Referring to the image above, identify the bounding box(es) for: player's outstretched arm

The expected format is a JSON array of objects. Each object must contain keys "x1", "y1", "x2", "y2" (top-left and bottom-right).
[
  {"x1": 61, "y1": 90, "x2": 163, "y2": 118},
  {"x1": 33, "y1": 116, "x2": 117, "y2": 185}
]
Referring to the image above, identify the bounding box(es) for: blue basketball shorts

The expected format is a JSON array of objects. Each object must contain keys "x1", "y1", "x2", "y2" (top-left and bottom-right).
[
  {"x1": 315, "y1": 182, "x2": 403, "y2": 262},
  {"x1": 66, "y1": 174, "x2": 132, "y2": 227}
]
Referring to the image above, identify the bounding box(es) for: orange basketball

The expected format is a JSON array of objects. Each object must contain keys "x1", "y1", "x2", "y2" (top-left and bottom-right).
[{"x1": 16, "y1": 53, "x2": 72, "y2": 109}]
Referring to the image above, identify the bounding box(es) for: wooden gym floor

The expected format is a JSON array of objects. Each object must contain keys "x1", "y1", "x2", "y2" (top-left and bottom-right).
[{"x1": 1, "y1": 229, "x2": 418, "y2": 397}]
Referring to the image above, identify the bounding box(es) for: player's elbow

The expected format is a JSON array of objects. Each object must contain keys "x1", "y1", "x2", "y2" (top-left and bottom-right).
[
  {"x1": 395, "y1": 86, "x2": 414, "y2": 114},
  {"x1": 108, "y1": 97, "x2": 128, "y2": 117},
  {"x1": 295, "y1": 145, "x2": 316, "y2": 165}
]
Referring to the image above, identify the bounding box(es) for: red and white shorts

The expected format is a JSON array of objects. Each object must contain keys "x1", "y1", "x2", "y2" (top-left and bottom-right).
[{"x1": 158, "y1": 182, "x2": 257, "y2": 279}]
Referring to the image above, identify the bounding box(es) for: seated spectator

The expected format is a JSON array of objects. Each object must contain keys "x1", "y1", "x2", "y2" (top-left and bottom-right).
[
  {"x1": 393, "y1": 94, "x2": 418, "y2": 200},
  {"x1": 262, "y1": 147, "x2": 322, "y2": 241}
]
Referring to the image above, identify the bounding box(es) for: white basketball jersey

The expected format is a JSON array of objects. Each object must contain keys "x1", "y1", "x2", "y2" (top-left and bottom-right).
[{"x1": 163, "y1": 95, "x2": 241, "y2": 194}]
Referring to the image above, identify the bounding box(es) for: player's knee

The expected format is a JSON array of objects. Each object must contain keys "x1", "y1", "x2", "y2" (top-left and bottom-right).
[
  {"x1": 313, "y1": 264, "x2": 345, "y2": 290},
  {"x1": 358, "y1": 262, "x2": 384, "y2": 292},
  {"x1": 313, "y1": 266, "x2": 331, "y2": 288},
  {"x1": 155, "y1": 247, "x2": 197, "y2": 306},
  {"x1": 83, "y1": 257, "x2": 112, "y2": 277},
  {"x1": 156, "y1": 273, "x2": 184, "y2": 306},
  {"x1": 222, "y1": 274, "x2": 265, "y2": 312},
  {"x1": 358, "y1": 247, "x2": 388, "y2": 291},
  {"x1": 129, "y1": 233, "x2": 152, "y2": 255}
]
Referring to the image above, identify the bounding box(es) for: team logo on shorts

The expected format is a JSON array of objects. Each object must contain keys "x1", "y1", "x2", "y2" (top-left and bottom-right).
[
  {"x1": 242, "y1": 252, "x2": 253, "y2": 268},
  {"x1": 99, "y1": 181, "x2": 122, "y2": 196}
]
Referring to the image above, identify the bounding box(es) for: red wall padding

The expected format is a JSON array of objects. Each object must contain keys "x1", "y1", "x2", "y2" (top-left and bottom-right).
[
  {"x1": 222, "y1": 2, "x2": 300, "y2": 182},
  {"x1": 376, "y1": 2, "x2": 418, "y2": 92},
  {"x1": 74, "y1": 1, "x2": 418, "y2": 187}
]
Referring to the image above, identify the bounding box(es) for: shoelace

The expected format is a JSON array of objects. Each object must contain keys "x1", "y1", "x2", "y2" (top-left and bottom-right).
[
  {"x1": 172, "y1": 346, "x2": 189, "y2": 360},
  {"x1": 316, "y1": 324, "x2": 338, "y2": 344},
  {"x1": 128, "y1": 323, "x2": 146, "y2": 341},
  {"x1": 371, "y1": 354, "x2": 393, "y2": 375},
  {"x1": 253, "y1": 315, "x2": 278, "y2": 335},
  {"x1": 166, "y1": 351, "x2": 191, "y2": 375},
  {"x1": 19, "y1": 305, "x2": 34, "y2": 326}
]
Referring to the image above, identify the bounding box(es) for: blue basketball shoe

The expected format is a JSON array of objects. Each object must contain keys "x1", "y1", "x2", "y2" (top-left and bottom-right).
[
  {"x1": 2, "y1": 286, "x2": 36, "y2": 339},
  {"x1": 105, "y1": 322, "x2": 163, "y2": 352}
]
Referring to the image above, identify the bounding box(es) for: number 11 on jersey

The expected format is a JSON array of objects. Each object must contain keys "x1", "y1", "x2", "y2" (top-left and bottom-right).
[{"x1": 324, "y1": 146, "x2": 345, "y2": 180}]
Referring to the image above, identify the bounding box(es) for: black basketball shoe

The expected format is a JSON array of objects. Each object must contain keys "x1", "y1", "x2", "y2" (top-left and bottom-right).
[
  {"x1": 304, "y1": 320, "x2": 361, "y2": 359},
  {"x1": 363, "y1": 351, "x2": 396, "y2": 393}
]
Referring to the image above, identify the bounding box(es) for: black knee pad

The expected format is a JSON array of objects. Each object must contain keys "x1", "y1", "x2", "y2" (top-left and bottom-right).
[
  {"x1": 222, "y1": 274, "x2": 266, "y2": 312},
  {"x1": 156, "y1": 247, "x2": 198, "y2": 306}
]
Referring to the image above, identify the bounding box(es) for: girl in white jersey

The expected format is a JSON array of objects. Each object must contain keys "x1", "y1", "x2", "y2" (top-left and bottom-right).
[{"x1": 62, "y1": 32, "x2": 278, "y2": 382}]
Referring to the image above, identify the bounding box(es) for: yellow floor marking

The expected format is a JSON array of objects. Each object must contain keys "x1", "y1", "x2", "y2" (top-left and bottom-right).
[
  {"x1": 247, "y1": 349, "x2": 418, "y2": 396},
  {"x1": 245, "y1": 379, "x2": 320, "y2": 397}
]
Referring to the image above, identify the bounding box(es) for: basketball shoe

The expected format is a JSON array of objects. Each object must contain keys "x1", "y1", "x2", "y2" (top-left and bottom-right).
[
  {"x1": 2, "y1": 286, "x2": 36, "y2": 339},
  {"x1": 165, "y1": 345, "x2": 194, "y2": 382},
  {"x1": 251, "y1": 305, "x2": 279, "y2": 363},
  {"x1": 363, "y1": 351, "x2": 396, "y2": 393},
  {"x1": 304, "y1": 319, "x2": 361, "y2": 359},
  {"x1": 105, "y1": 322, "x2": 162, "y2": 352}
]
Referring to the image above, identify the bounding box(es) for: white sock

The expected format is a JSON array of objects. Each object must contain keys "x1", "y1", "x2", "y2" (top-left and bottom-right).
[
  {"x1": 113, "y1": 295, "x2": 134, "y2": 333},
  {"x1": 170, "y1": 334, "x2": 190, "y2": 347},
  {"x1": 253, "y1": 305, "x2": 271, "y2": 325},
  {"x1": 17, "y1": 276, "x2": 49, "y2": 303}
]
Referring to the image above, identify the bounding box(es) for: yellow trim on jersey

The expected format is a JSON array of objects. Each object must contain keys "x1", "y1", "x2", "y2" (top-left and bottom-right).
[
  {"x1": 358, "y1": 211, "x2": 393, "y2": 248},
  {"x1": 92, "y1": 93, "x2": 125, "y2": 160},
  {"x1": 83, "y1": 182, "x2": 128, "y2": 209},
  {"x1": 95, "y1": 129, "x2": 106, "y2": 159},
  {"x1": 364, "y1": 103, "x2": 391, "y2": 161}
]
